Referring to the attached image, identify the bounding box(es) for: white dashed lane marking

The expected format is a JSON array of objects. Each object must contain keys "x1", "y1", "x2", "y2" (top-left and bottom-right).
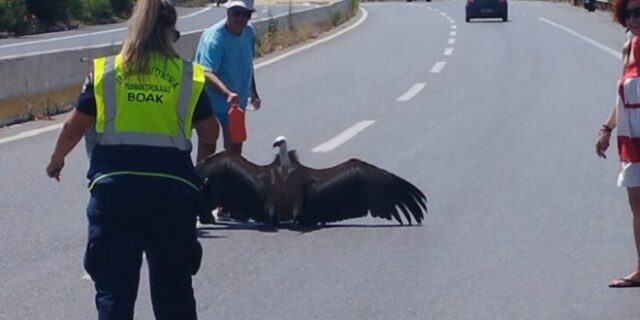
[
  {"x1": 397, "y1": 83, "x2": 427, "y2": 102},
  {"x1": 312, "y1": 121, "x2": 376, "y2": 153},
  {"x1": 430, "y1": 61, "x2": 447, "y2": 73}
]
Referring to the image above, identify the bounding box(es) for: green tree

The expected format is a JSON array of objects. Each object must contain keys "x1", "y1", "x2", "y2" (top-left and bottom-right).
[
  {"x1": 67, "y1": 0, "x2": 87, "y2": 22},
  {"x1": 86, "y1": 0, "x2": 113, "y2": 23},
  {"x1": 26, "y1": 0, "x2": 68, "y2": 26},
  {"x1": 0, "y1": 0, "x2": 29, "y2": 34},
  {"x1": 109, "y1": 0, "x2": 131, "y2": 16}
]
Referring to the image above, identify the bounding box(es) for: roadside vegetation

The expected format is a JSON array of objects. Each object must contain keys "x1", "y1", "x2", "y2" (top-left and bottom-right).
[
  {"x1": 0, "y1": 0, "x2": 359, "y2": 57},
  {"x1": 256, "y1": 0, "x2": 358, "y2": 56},
  {"x1": 0, "y1": 0, "x2": 132, "y2": 37}
]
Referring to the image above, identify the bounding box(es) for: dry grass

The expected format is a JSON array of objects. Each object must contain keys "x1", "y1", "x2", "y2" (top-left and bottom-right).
[
  {"x1": 0, "y1": 83, "x2": 78, "y2": 124},
  {"x1": 256, "y1": 21, "x2": 333, "y2": 56}
]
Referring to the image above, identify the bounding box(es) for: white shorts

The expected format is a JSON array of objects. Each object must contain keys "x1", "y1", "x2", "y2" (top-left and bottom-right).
[{"x1": 618, "y1": 162, "x2": 640, "y2": 187}]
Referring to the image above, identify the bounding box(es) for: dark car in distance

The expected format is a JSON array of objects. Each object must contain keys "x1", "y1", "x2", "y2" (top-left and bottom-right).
[{"x1": 466, "y1": 0, "x2": 507, "y2": 22}]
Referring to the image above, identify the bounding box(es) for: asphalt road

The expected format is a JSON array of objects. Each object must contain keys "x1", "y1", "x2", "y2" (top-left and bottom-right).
[
  {"x1": 1, "y1": 1, "x2": 639, "y2": 319},
  {"x1": 0, "y1": 4, "x2": 314, "y2": 59}
]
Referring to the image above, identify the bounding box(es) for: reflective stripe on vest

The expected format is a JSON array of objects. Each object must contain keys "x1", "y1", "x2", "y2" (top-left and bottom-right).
[{"x1": 93, "y1": 54, "x2": 205, "y2": 151}]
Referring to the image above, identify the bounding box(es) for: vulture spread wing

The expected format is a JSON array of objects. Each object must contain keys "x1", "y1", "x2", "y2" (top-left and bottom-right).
[
  {"x1": 293, "y1": 156, "x2": 427, "y2": 225},
  {"x1": 196, "y1": 152, "x2": 273, "y2": 222}
]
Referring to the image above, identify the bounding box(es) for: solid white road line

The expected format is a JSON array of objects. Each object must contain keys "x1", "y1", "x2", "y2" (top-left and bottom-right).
[
  {"x1": 397, "y1": 83, "x2": 427, "y2": 102},
  {"x1": 539, "y1": 17, "x2": 621, "y2": 60},
  {"x1": 312, "y1": 120, "x2": 375, "y2": 153},
  {"x1": 0, "y1": 123, "x2": 63, "y2": 144},
  {"x1": 430, "y1": 61, "x2": 447, "y2": 73},
  {"x1": 444, "y1": 48, "x2": 454, "y2": 55},
  {"x1": 0, "y1": 8, "x2": 212, "y2": 50},
  {"x1": 255, "y1": 7, "x2": 369, "y2": 69}
]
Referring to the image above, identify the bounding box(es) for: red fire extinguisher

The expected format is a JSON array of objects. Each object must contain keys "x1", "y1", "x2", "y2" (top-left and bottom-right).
[{"x1": 228, "y1": 102, "x2": 247, "y2": 143}]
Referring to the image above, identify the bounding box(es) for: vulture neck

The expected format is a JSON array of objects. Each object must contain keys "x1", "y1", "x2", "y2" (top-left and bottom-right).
[
  {"x1": 277, "y1": 143, "x2": 291, "y2": 168},
  {"x1": 276, "y1": 143, "x2": 292, "y2": 178}
]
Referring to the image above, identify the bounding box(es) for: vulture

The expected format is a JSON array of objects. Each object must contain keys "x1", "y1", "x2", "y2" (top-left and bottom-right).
[{"x1": 196, "y1": 136, "x2": 427, "y2": 227}]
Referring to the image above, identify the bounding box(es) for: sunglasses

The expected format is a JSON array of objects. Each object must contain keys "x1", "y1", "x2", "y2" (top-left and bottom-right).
[
  {"x1": 171, "y1": 29, "x2": 180, "y2": 42},
  {"x1": 626, "y1": 7, "x2": 640, "y2": 19},
  {"x1": 230, "y1": 8, "x2": 253, "y2": 18}
]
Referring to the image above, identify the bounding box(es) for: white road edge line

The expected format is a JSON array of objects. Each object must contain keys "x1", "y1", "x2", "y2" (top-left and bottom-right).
[
  {"x1": 397, "y1": 83, "x2": 427, "y2": 102},
  {"x1": 0, "y1": 123, "x2": 63, "y2": 144},
  {"x1": 255, "y1": 7, "x2": 369, "y2": 69},
  {"x1": 312, "y1": 120, "x2": 375, "y2": 153},
  {"x1": 0, "y1": 8, "x2": 370, "y2": 146},
  {"x1": 0, "y1": 8, "x2": 212, "y2": 50},
  {"x1": 430, "y1": 61, "x2": 447, "y2": 73},
  {"x1": 539, "y1": 17, "x2": 621, "y2": 60}
]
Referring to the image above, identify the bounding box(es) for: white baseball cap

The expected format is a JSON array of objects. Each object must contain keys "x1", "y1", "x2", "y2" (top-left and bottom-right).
[{"x1": 225, "y1": 0, "x2": 256, "y2": 12}]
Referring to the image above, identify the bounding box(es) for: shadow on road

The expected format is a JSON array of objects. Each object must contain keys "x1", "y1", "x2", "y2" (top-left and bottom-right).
[{"x1": 197, "y1": 221, "x2": 421, "y2": 237}]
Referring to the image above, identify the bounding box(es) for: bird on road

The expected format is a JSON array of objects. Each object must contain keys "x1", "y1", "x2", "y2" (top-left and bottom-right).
[{"x1": 196, "y1": 136, "x2": 427, "y2": 227}]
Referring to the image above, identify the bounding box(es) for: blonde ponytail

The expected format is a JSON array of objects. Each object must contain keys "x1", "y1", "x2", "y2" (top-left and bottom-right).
[{"x1": 120, "y1": 0, "x2": 179, "y2": 75}]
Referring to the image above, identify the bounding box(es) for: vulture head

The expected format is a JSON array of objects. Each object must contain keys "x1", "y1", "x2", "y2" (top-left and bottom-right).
[
  {"x1": 196, "y1": 137, "x2": 427, "y2": 227},
  {"x1": 272, "y1": 135, "x2": 291, "y2": 169},
  {"x1": 273, "y1": 135, "x2": 288, "y2": 149}
]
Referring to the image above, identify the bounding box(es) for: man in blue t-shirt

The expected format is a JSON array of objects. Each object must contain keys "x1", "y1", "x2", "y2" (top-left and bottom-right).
[
  {"x1": 194, "y1": 0, "x2": 261, "y2": 157},
  {"x1": 195, "y1": 0, "x2": 261, "y2": 223}
]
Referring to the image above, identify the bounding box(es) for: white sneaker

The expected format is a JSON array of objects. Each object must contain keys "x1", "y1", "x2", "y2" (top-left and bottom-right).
[{"x1": 214, "y1": 208, "x2": 232, "y2": 222}]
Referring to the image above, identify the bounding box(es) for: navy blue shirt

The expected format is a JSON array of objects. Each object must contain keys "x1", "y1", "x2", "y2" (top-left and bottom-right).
[{"x1": 77, "y1": 76, "x2": 213, "y2": 187}]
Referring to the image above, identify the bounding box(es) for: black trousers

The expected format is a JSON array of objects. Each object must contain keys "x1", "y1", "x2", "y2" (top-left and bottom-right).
[{"x1": 84, "y1": 175, "x2": 202, "y2": 320}]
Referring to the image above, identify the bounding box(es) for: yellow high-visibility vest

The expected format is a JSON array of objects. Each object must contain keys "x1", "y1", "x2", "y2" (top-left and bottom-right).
[{"x1": 93, "y1": 53, "x2": 205, "y2": 151}]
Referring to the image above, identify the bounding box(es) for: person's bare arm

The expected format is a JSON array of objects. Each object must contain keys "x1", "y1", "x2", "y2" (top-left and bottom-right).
[
  {"x1": 604, "y1": 104, "x2": 617, "y2": 129},
  {"x1": 204, "y1": 71, "x2": 238, "y2": 104},
  {"x1": 596, "y1": 105, "x2": 617, "y2": 159},
  {"x1": 46, "y1": 109, "x2": 95, "y2": 181},
  {"x1": 250, "y1": 72, "x2": 261, "y2": 109},
  {"x1": 194, "y1": 115, "x2": 219, "y2": 163}
]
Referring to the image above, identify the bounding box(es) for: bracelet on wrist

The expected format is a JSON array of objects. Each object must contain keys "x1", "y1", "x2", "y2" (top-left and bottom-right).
[{"x1": 601, "y1": 124, "x2": 613, "y2": 133}]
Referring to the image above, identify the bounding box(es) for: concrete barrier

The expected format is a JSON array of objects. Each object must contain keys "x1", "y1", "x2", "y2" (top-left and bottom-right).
[{"x1": 0, "y1": 0, "x2": 355, "y2": 127}]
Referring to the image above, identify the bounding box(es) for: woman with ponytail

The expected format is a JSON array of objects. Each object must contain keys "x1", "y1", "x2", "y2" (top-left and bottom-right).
[
  {"x1": 46, "y1": 0, "x2": 218, "y2": 317},
  {"x1": 596, "y1": 0, "x2": 640, "y2": 288}
]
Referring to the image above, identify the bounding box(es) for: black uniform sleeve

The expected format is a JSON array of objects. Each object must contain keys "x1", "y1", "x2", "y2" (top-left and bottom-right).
[
  {"x1": 76, "y1": 74, "x2": 97, "y2": 116},
  {"x1": 192, "y1": 89, "x2": 213, "y2": 122}
]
